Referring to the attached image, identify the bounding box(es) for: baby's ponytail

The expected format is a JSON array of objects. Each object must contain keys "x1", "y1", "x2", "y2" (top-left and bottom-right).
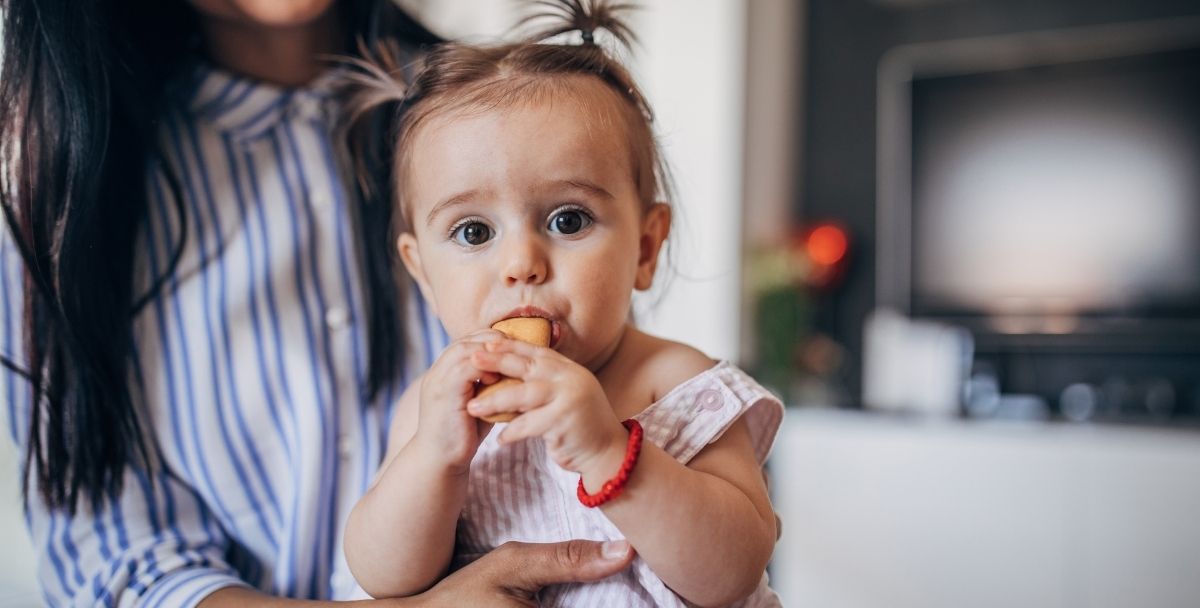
[{"x1": 520, "y1": 0, "x2": 640, "y2": 48}]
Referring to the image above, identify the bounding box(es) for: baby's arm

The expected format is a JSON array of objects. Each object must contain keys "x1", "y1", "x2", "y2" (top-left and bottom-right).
[
  {"x1": 591, "y1": 415, "x2": 776, "y2": 606},
  {"x1": 343, "y1": 378, "x2": 468, "y2": 597},
  {"x1": 346, "y1": 332, "x2": 501, "y2": 596}
]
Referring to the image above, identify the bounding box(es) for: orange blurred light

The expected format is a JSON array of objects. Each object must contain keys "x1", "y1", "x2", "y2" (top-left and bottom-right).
[{"x1": 806, "y1": 224, "x2": 848, "y2": 266}]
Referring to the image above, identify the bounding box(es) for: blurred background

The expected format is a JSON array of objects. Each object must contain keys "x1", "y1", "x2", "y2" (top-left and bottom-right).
[{"x1": 4, "y1": 0, "x2": 1200, "y2": 606}]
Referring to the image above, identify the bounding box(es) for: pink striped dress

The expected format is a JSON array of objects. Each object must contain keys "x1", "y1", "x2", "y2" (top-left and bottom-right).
[{"x1": 455, "y1": 361, "x2": 785, "y2": 607}]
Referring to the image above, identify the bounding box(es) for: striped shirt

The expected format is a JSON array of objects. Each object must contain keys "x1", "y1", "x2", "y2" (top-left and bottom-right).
[
  {"x1": 458, "y1": 361, "x2": 785, "y2": 607},
  {"x1": 0, "y1": 62, "x2": 448, "y2": 606}
]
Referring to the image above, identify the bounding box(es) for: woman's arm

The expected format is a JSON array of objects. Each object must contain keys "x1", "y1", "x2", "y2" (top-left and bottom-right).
[
  {"x1": 343, "y1": 382, "x2": 467, "y2": 598},
  {"x1": 202, "y1": 539, "x2": 635, "y2": 607},
  {"x1": 2, "y1": 224, "x2": 254, "y2": 606},
  {"x1": 8, "y1": 443, "x2": 255, "y2": 606}
]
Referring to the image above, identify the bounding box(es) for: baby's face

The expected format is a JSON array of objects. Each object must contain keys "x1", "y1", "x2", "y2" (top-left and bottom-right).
[{"x1": 398, "y1": 79, "x2": 668, "y2": 372}]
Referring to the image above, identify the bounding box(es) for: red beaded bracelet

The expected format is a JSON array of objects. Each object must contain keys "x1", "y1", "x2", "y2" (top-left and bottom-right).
[{"x1": 577, "y1": 419, "x2": 643, "y2": 508}]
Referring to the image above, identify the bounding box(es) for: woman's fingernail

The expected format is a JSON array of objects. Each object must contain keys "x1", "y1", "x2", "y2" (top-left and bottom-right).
[{"x1": 601, "y1": 540, "x2": 630, "y2": 560}]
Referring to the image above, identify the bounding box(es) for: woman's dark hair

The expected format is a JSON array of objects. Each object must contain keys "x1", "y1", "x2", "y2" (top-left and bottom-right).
[{"x1": 0, "y1": 0, "x2": 440, "y2": 514}]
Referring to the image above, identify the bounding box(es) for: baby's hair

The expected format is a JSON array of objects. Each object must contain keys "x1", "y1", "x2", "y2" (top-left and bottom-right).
[
  {"x1": 340, "y1": 0, "x2": 673, "y2": 233},
  {"x1": 519, "y1": 0, "x2": 641, "y2": 46}
]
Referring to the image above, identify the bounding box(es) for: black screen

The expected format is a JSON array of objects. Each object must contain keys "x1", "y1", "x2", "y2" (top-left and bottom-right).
[{"x1": 910, "y1": 47, "x2": 1200, "y2": 322}]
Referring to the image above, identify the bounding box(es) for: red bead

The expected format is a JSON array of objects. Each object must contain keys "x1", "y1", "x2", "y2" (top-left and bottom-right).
[{"x1": 577, "y1": 419, "x2": 643, "y2": 508}]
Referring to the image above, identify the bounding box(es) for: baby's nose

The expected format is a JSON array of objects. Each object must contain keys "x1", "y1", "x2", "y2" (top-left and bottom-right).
[{"x1": 502, "y1": 238, "x2": 549, "y2": 286}]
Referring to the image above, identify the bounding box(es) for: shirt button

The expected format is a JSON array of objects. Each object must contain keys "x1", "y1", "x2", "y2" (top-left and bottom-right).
[
  {"x1": 338, "y1": 434, "x2": 353, "y2": 461},
  {"x1": 325, "y1": 306, "x2": 350, "y2": 330},
  {"x1": 697, "y1": 388, "x2": 725, "y2": 411},
  {"x1": 311, "y1": 192, "x2": 332, "y2": 211}
]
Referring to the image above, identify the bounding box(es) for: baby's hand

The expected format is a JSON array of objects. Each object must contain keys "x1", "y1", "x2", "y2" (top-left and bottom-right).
[
  {"x1": 466, "y1": 339, "x2": 628, "y2": 479},
  {"x1": 413, "y1": 329, "x2": 505, "y2": 475}
]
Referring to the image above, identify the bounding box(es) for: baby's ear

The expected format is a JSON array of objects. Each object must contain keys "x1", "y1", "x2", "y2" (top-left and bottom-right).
[
  {"x1": 397, "y1": 232, "x2": 437, "y2": 315},
  {"x1": 635, "y1": 203, "x2": 671, "y2": 291}
]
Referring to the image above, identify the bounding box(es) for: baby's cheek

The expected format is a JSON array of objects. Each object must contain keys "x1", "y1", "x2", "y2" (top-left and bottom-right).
[
  {"x1": 438, "y1": 309, "x2": 480, "y2": 340},
  {"x1": 431, "y1": 281, "x2": 487, "y2": 334},
  {"x1": 586, "y1": 289, "x2": 632, "y2": 336}
]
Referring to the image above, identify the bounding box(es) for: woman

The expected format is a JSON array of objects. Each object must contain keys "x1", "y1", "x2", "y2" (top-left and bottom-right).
[{"x1": 0, "y1": 0, "x2": 633, "y2": 604}]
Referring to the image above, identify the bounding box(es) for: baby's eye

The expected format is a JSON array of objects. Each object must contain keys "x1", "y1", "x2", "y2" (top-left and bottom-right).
[
  {"x1": 548, "y1": 208, "x2": 593, "y2": 235},
  {"x1": 451, "y1": 221, "x2": 492, "y2": 246}
]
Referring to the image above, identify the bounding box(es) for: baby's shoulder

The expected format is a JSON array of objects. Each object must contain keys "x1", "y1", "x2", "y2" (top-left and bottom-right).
[{"x1": 625, "y1": 331, "x2": 717, "y2": 403}]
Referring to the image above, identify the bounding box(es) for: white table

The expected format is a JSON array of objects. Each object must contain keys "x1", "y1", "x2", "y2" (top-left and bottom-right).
[{"x1": 769, "y1": 408, "x2": 1200, "y2": 608}]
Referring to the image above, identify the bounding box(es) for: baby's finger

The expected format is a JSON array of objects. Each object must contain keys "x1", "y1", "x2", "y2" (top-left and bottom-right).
[
  {"x1": 451, "y1": 330, "x2": 506, "y2": 350},
  {"x1": 482, "y1": 337, "x2": 549, "y2": 357},
  {"x1": 450, "y1": 336, "x2": 512, "y2": 368},
  {"x1": 432, "y1": 338, "x2": 484, "y2": 370},
  {"x1": 474, "y1": 371, "x2": 503, "y2": 386},
  {"x1": 455, "y1": 329, "x2": 507, "y2": 346},
  {"x1": 470, "y1": 349, "x2": 547, "y2": 381},
  {"x1": 467, "y1": 379, "x2": 551, "y2": 421},
  {"x1": 496, "y1": 404, "x2": 558, "y2": 445},
  {"x1": 431, "y1": 349, "x2": 497, "y2": 396}
]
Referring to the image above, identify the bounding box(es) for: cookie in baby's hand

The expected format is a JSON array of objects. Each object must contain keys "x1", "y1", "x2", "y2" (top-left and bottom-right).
[{"x1": 474, "y1": 317, "x2": 551, "y2": 423}]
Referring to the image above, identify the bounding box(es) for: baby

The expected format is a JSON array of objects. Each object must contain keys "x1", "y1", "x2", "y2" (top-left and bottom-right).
[{"x1": 342, "y1": 1, "x2": 783, "y2": 605}]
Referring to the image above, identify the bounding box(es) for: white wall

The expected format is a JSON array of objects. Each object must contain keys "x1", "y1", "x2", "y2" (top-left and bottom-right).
[{"x1": 626, "y1": 0, "x2": 746, "y2": 362}]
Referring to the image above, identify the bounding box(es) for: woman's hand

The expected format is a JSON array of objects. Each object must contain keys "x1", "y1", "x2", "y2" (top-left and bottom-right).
[
  {"x1": 465, "y1": 339, "x2": 628, "y2": 483},
  {"x1": 199, "y1": 539, "x2": 635, "y2": 607},
  {"x1": 411, "y1": 329, "x2": 505, "y2": 475},
  {"x1": 419, "y1": 539, "x2": 635, "y2": 606}
]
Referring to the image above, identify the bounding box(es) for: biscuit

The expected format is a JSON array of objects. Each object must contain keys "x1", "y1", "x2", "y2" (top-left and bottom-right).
[
  {"x1": 491, "y1": 316, "x2": 552, "y2": 348},
  {"x1": 475, "y1": 317, "x2": 551, "y2": 423}
]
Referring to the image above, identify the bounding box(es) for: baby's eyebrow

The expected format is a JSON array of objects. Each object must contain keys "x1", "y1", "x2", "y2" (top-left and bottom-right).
[
  {"x1": 545, "y1": 179, "x2": 614, "y2": 201},
  {"x1": 423, "y1": 179, "x2": 615, "y2": 227},
  {"x1": 426, "y1": 189, "x2": 483, "y2": 227}
]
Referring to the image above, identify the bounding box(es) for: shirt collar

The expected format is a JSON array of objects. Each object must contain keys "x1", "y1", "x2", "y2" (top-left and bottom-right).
[{"x1": 182, "y1": 62, "x2": 340, "y2": 140}]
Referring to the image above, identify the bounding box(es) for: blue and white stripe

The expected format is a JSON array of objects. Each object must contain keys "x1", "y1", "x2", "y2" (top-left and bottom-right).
[{"x1": 0, "y1": 62, "x2": 448, "y2": 606}]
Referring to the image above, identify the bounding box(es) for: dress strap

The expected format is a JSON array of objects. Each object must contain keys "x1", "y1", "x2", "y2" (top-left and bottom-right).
[{"x1": 632, "y1": 361, "x2": 784, "y2": 465}]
